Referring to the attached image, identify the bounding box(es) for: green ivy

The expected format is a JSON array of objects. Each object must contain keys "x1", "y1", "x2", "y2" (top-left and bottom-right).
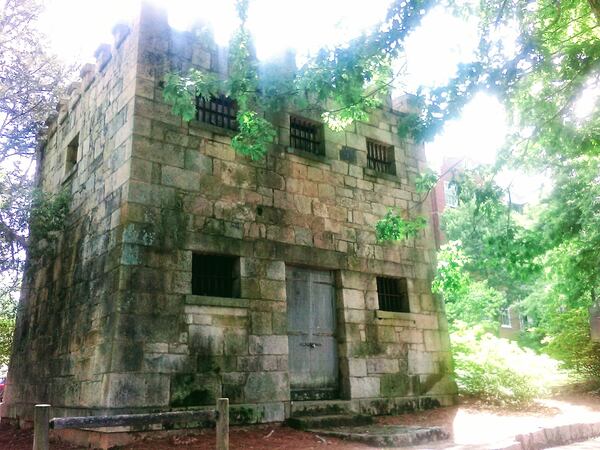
[
  {"x1": 231, "y1": 111, "x2": 276, "y2": 160},
  {"x1": 375, "y1": 210, "x2": 426, "y2": 242},
  {"x1": 163, "y1": 0, "x2": 436, "y2": 159},
  {"x1": 29, "y1": 188, "x2": 71, "y2": 257},
  {"x1": 415, "y1": 168, "x2": 438, "y2": 194},
  {"x1": 163, "y1": 70, "x2": 219, "y2": 122}
]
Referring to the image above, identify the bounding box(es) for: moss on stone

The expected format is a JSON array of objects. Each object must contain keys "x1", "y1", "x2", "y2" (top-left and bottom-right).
[
  {"x1": 352, "y1": 340, "x2": 383, "y2": 357},
  {"x1": 170, "y1": 373, "x2": 218, "y2": 407},
  {"x1": 380, "y1": 372, "x2": 411, "y2": 397},
  {"x1": 230, "y1": 405, "x2": 265, "y2": 425}
]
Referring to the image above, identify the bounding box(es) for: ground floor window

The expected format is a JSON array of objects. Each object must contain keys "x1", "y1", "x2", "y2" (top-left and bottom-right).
[
  {"x1": 376, "y1": 276, "x2": 410, "y2": 313},
  {"x1": 192, "y1": 253, "x2": 240, "y2": 298}
]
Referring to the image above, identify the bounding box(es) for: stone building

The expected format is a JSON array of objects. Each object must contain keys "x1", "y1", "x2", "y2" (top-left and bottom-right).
[{"x1": 2, "y1": 3, "x2": 456, "y2": 426}]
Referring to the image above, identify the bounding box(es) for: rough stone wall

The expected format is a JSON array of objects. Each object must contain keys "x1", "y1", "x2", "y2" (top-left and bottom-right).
[
  {"x1": 3, "y1": 2, "x2": 456, "y2": 424},
  {"x1": 2, "y1": 19, "x2": 139, "y2": 419},
  {"x1": 114, "y1": 3, "x2": 455, "y2": 420}
]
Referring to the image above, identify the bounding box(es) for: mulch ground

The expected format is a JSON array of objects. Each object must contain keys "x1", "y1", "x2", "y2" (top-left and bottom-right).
[{"x1": 2, "y1": 392, "x2": 600, "y2": 449}]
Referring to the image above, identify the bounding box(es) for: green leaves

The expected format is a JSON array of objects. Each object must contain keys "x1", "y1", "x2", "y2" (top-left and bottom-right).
[
  {"x1": 163, "y1": 70, "x2": 220, "y2": 122},
  {"x1": 433, "y1": 241, "x2": 506, "y2": 330},
  {"x1": 375, "y1": 210, "x2": 427, "y2": 242},
  {"x1": 231, "y1": 111, "x2": 276, "y2": 160},
  {"x1": 415, "y1": 168, "x2": 438, "y2": 194},
  {"x1": 451, "y1": 324, "x2": 566, "y2": 406},
  {"x1": 29, "y1": 188, "x2": 71, "y2": 249}
]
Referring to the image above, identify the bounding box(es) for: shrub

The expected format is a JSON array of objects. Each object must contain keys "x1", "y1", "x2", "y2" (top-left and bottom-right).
[{"x1": 451, "y1": 323, "x2": 567, "y2": 406}]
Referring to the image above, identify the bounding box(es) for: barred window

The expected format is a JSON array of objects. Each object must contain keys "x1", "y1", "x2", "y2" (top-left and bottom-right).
[
  {"x1": 196, "y1": 95, "x2": 238, "y2": 131},
  {"x1": 192, "y1": 254, "x2": 240, "y2": 298},
  {"x1": 367, "y1": 139, "x2": 396, "y2": 175},
  {"x1": 290, "y1": 116, "x2": 324, "y2": 156},
  {"x1": 376, "y1": 277, "x2": 410, "y2": 313}
]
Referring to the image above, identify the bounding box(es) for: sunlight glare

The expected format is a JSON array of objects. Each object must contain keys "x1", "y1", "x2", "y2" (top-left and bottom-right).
[{"x1": 426, "y1": 93, "x2": 507, "y2": 170}]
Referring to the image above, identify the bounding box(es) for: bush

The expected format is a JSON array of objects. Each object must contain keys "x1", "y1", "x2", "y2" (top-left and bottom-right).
[
  {"x1": 451, "y1": 323, "x2": 567, "y2": 406},
  {"x1": 543, "y1": 307, "x2": 600, "y2": 380}
]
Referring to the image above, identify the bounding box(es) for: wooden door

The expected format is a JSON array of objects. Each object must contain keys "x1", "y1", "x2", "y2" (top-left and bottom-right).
[{"x1": 286, "y1": 266, "x2": 338, "y2": 400}]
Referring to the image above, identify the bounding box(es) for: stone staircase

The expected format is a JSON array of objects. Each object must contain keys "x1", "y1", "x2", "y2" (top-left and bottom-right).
[
  {"x1": 287, "y1": 399, "x2": 373, "y2": 430},
  {"x1": 287, "y1": 400, "x2": 449, "y2": 447}
]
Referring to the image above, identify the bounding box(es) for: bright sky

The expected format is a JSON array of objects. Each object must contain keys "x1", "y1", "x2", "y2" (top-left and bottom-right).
[{"x1": 38, "y1": 0, "x2": 547, "y2": 202}]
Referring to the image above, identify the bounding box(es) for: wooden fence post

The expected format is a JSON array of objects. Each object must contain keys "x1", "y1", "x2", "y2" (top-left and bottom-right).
[
  {"x1": 33, "y1": 404, "x2": 50, "y2": 450},
  {"x1": 216, "y1": 398, "x2": 229, "y2": 450}
]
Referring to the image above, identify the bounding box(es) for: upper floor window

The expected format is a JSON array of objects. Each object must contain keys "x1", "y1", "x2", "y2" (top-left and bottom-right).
[
  {"x1": 366, "y1": 139, "x2": 396, "y2": 175},
  {"x1": 290, "y1": 115, "x2": 324, "y2": 156},
  {"x1": 376, "y1": 276, "x2": 410, "y2": 313},
  {"x1": 65, "y1": 133, "x2": 79, "y2": 173},
  {"x1": 196, "y1": 95, "x2": 238, "y2": 131},
  {"x1": 444, "y1": 181, "x2": 459, "y2": 208}
]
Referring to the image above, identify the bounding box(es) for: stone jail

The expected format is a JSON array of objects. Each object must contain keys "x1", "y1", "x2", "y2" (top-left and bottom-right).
[{"x1": 2, "y1": 3, "x2": 456, "y2": 425}]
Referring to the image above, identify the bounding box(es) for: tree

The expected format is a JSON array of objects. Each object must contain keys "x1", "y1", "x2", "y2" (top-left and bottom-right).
[
  {"x1": 441, "y1": 168, "x2": 543, "y2": 304},
  {"x1": 427, "y1": 0, "x2": 600, "y2": 375},
  {"x1": 0, "y1": 0, "x2": 67, "y2": 296},
  {"x1": 0, "y1": 0, "x2": 69, "y2": 366},
  {"x1": 432, "y1": 240, "x2": 506, "y2": 330}
]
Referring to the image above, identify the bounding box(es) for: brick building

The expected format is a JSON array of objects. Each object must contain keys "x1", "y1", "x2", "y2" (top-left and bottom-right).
[{"x1": 2, "y1": 3, "x2": 456, "y2": 427}]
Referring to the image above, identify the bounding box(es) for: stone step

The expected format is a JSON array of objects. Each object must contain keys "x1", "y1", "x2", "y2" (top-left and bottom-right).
[
  {"x1": 290, "y1": 400, "x2": 353, "y2": 417},
  {"x1": 286, "y1": 414, "x2": 374, "y2": 430},
  {"x1": 312, "y1": 424, "x2": 450, "y2": 448}
]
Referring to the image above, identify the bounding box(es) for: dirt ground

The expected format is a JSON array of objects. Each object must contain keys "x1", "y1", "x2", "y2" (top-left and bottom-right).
[{"x1": 2, "y1": 392, "x2": 600, "y2": 450}]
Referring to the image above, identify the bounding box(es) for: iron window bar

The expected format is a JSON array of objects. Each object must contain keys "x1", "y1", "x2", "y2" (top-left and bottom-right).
[
  {"x1": 290, "y1": 116, "x2": 324, "y2": 156},
  {"x1": 376, "y1": 277, "x2": 410, "y2": 313},
  {"x1": 192, "y1": 254, "x2": 240, "y2": 298},
  {"x1": 196, "y1": 95, "x2": 238, "y2": 131},
  {"x1": 367, "y1": 139, "x2": 396, "y2": 175}
]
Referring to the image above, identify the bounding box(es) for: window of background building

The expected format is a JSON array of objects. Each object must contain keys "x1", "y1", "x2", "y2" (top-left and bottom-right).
[{"x1": 444, "y1": 181, "x2": 459, "y2": 208}]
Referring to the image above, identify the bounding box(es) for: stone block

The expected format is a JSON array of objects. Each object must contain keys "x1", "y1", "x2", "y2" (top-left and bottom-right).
[
  {"x1": 398, "y1": 329, "x2": 424, "y2": 345},
  {"x1": 266, "y1": 260, "x2": 285, "y2": 281},
  {"x1": 249, "y1": 335, "x2": 288, "y2": 355},
  {"x1": 143, "y1": 353, "x2": 191, "y2": 373},
  {"x1": 380, "y1": 372, "x2": 411, "y2": 397},
  {"x1": 170, "y1": 373, "x2": 220, "y2": 407},
  {"x1": 224, "y1": 330, "x2": 248, "y2": 356},
  {"x1": 184, "y1": 149, "x2": 213, "y2": 173},
  {"x1": 408, "y1": 350, "x2": 436, "y2": 374},
  {"x1": 347, "y1": 358, "x2": 367, "y2": 377},
  {"x1": 349, "y1": 377, "x2": 380, "y2": 398},
  {"x1": 424, "y1": 330, "x2": 442, "y2": 352},
  {"x1": 272, "y1": 312, "x2": 287, "y2": 334},
  {"x1": 188, "y1": 325, "x2": 224, "y2": 355},
  {"x1": 105, "y1": 373, "x2": 170, "y2": 408},
  {"x1": 244, "y1": 372, "x2": 289, "y2": 402},
  {"x1": 342, "y1": 289, "x2": 365, "y2": 309},
  {"x1": 367, "y1": 358, "x2": 399, "y2": 374},
  {"x1": 259, "y1": 280, "x2": 286, "y2": 301},
  {"x1": 251, "y1": 311, "x2": 272, "y2": 335}
]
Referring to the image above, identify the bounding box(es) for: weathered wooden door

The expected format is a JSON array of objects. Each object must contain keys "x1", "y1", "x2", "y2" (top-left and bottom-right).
[{"x1": 286, "y1": 266, "x2": 338, "y2": 400}]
